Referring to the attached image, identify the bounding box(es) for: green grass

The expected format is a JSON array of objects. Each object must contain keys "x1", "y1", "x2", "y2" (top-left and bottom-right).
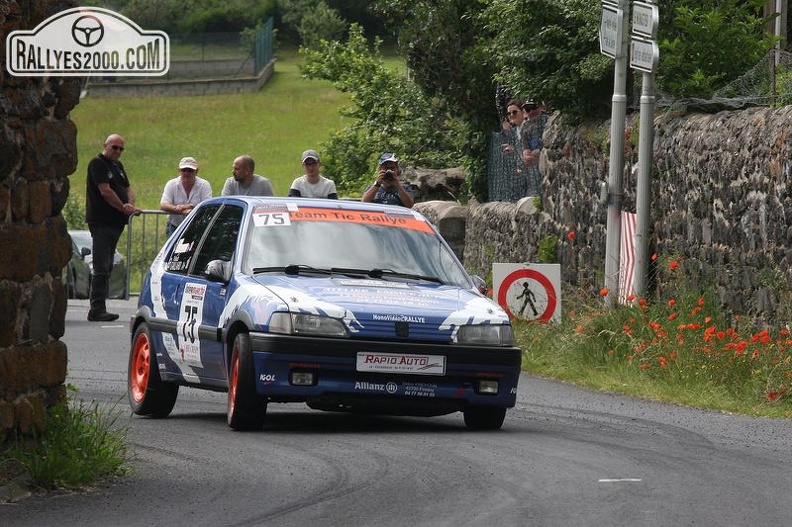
[
  {"x1": 516, "y1": 284, "x2": 792, "y2": 419},
  {"x1": 72, "y1": 49, "x2": 349, "y2": 208},
  {"x1": 2, "y1": 397, "x2": 130, "y2": 491}
]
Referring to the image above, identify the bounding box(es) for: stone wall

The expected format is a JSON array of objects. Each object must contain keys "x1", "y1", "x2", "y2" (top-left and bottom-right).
[
  {"x1": 416, "y1": 105, "x2": 792, "y2": 327},
  {"x1": 0, "y1": 0, "x2": 79, "y2": 442}
]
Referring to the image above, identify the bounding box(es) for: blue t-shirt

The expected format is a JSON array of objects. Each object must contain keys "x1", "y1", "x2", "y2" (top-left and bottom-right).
[{"x1": 363, "y1": 184, "x2": 414, "y2": 207}]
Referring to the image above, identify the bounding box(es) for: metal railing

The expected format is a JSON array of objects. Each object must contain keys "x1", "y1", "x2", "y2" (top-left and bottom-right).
[{"x1": 124, "y1": 210, "x2": 169, "y2": 299}]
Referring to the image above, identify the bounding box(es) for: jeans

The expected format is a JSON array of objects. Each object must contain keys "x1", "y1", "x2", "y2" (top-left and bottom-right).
[{"x1": 88, "y1": 223, "x2": 124, "y2": 313}]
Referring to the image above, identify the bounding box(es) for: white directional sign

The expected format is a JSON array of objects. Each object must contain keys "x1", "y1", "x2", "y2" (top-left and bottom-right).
[
  {"x1": 632, "y1": 1, "x2": 659, "y2": 38},
  {"x1": 630, "y1": 37, "x2": 659, "y2": 73},
  {"x1": 599, "y1": 5, "x2": 623, "y2": 58}
]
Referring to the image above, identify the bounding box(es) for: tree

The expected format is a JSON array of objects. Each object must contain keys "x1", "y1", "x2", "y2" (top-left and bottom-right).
[{"x1": 300, "y1": 25, "x2": 465, "y2": 195}]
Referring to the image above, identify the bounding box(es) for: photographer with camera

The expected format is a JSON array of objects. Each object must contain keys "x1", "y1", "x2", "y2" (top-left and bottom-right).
[{"x1": 361, "y1": 152, "x2": 414, "y2": 208}]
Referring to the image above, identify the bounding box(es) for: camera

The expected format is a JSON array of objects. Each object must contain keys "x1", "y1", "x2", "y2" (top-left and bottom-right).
[{"x1": 384, "y1": 170, "x2": 394, "y2": 182}]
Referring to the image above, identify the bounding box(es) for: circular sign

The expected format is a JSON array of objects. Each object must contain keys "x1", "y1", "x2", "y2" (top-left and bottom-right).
[{"x1": 497, "y1": 269, "x2": 558, "y2": 323}]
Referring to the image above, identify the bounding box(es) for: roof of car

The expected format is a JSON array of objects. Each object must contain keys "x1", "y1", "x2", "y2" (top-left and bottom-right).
[{"x1": 200, "y1": 196, "x2": 417, "y2": 214}]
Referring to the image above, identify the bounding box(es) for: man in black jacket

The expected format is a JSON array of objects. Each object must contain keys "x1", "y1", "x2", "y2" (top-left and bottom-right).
[{"x1": 85, "y1": 134, "x2": 139, "y2": 321}]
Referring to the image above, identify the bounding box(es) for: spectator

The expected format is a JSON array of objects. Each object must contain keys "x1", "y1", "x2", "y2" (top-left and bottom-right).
[
  {"x1": 520, "y1": 100, "x2": 545, "y2": 197},
  {"x1": 288, "y1": 150, "x2": 338, "y2": 199},
  {"x1": 221, "y1": 155, "x2": 274, "y2": 196},
  {"x1": 85, "y1": 133, "x2": 140, "y2": 322},
  {"x1": 160, "y1": 156, "x2": 213, "y2": 237},
  {"x1": 361, "y1": 152, "x2": 415, "y2": 208},
  {"x1": 499, "y1": 100, "x2": 529, "y2": 200}
]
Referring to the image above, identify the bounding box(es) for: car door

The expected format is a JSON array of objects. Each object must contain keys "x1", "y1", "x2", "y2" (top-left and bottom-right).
[{"x1": 167, "y1": 203, "x2": 244, "y2": 386}]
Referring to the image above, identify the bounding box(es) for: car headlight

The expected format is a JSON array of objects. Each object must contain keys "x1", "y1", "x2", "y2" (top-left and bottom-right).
[
  {"x1": 268, "y1": 312, "x2": 348, "y2": 337},
  {"x1": 455, "y1": 324, "x2": 514, "y2": 346}
]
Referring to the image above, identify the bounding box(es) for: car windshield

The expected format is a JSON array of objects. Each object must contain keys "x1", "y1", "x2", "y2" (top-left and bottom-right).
[{"x1": 241, "y1": 205, "x2": 471, "y2": 288}]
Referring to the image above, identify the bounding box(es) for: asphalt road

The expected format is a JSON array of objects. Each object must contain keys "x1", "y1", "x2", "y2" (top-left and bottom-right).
[{"x1": 2, "y1": 298, "x2": 791, "y2": 526}]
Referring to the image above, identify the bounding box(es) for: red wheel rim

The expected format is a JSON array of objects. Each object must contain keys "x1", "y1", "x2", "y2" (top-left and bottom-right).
[
  {"x1": 228, "y1": 347, "x2": 240, "y2": 417},
  {"x1": 130, "y1": 333, "x2": 150, "y2": 403}
]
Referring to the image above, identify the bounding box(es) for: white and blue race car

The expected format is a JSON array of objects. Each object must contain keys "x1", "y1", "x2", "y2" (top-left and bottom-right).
[{"x1": 128, "y1": 197, "x2": 521, "y2": 430}]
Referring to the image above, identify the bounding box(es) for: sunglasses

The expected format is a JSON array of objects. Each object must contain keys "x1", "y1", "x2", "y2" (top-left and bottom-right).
[
  {"x1": 303, "y1": 160, "x2": 318, "y2": 166},
  {"x1": 111, "y1": 145, "x2": 125, "y2": 151},
  {"x1": 507, "y1": 110, "x2": 521, "y2": 116}
]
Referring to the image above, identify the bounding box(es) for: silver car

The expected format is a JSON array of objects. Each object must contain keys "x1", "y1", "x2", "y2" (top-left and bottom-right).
[{"x1": 64, "y1": 230, "x2": 127, "y2": 299}]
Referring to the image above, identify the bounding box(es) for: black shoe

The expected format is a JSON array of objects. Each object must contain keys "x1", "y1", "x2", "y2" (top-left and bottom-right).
[{"x1": 87, "y1": 311, "x2": 120, "y2": 322}]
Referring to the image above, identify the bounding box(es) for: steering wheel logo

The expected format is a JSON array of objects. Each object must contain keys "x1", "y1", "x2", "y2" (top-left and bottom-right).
[{"x1": 71, "y1": 15, "x2": 105, "y2": 47}]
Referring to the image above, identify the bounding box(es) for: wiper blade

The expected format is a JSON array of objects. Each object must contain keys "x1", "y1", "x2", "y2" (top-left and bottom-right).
[
  {"x1": 252, "y1": 264, "x2": 333, "y2": 275},
  {"x1": 368, "y1": 268, "x2": 443, "y2": 284}
]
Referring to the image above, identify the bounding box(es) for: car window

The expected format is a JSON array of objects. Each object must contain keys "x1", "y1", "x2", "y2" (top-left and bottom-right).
[
  {"x1": 191, "y1": 205, "x2": 244, "y2": 276},
  {"x1": 242, "y1": 207, "x2": 471, "y2": 287},
  {"x1": 165, "y1": 204, "x2": 221, "y2": 274}
]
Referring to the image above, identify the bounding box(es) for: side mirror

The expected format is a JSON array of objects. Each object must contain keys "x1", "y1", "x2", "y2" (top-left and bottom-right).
[
  {"x1": 204, "y1": 259, "x2": 232, "y2": 283},
  {"x1": 80, "y1": 247, "x2": 91, "y2": 258},
  {"x1": 471, "y1": 275, "x2": 488, "y2": 295}
]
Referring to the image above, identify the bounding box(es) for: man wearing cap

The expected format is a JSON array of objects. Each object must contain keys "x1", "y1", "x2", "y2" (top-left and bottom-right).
[
  {"x1": 159, "y1": 156, "x2": 213, "y2": 237},
  {"x1": 361, "y1": 152, "x2": 414, "y2": 208},
  {"x1": 288, "y1": 150, "x2": 338, "y2": 199}
]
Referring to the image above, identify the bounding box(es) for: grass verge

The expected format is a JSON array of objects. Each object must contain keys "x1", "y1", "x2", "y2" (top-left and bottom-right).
[
  {"x1": 517, "y1": 284, "x2": 792, "y2": 419},
  {"x1": 0, "y1": 397, "x2": 131, "y2": 494}
]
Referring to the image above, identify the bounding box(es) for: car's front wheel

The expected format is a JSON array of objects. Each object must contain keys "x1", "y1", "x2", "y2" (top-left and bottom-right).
[
  {"x1": 227, "y1": 332, "x2": 267, "y2": 431},
  {"x1": 463, "y1": 405, "x2": 507, "y2": 430},
  {"x1": 128, "y1": 323, "x2": 178, "y2": 417}
]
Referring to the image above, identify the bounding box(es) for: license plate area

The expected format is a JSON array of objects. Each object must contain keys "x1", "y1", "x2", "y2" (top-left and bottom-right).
[{"x1": 356, "y1": 352, "x2": 446, "y2": 376}]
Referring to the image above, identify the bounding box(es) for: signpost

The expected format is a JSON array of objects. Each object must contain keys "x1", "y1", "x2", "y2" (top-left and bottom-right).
[
  {"x1": 630, "y1": 0, "x2": 659, "y2": 300},
  {"x1": 600, "y1": 0, "x2": 630, "y2": 307}
]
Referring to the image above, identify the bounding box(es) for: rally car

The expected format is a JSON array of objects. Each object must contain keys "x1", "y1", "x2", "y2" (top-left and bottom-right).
[{"x1": 128, "y1": 197, "x2": 522, "y2": 430}]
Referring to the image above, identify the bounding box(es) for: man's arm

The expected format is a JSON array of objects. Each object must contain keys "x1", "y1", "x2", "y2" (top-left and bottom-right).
[{"x1": 395, "y1": 184, "x2": 414, "y2": 208}]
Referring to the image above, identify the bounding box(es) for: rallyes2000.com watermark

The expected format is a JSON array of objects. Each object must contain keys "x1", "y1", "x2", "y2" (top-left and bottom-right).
[{"x1": 6, "y1": 7, "x2": 169, "y2": 77}]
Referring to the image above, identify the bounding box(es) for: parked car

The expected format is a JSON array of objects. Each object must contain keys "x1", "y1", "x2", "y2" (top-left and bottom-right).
[
  {"x1": 64, "y1": 230, "x2": 128, "y2": 300},
  {"x1": 128, "y1": 197, "x2": 522, "y2": 430}
]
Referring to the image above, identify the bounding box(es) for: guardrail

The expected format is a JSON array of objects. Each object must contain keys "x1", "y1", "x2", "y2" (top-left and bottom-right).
[{"x1": 124, "y1": 210, "x2": 169, "y2": 299}]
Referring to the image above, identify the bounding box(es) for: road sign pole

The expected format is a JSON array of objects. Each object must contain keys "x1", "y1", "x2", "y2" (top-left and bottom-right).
[
  {"x1": 629, "y1": 0, "x2": 658, "y2": 300},
  {"x1": 603, "y1": 0, "x2": 630, "y2": 307},
  {"x1": 633, "y1": 71, "x2": 654, "y2": 299}
]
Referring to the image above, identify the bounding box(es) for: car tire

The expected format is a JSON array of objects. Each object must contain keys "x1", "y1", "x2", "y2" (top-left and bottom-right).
[
  {"x1": 227, "y1": 332, "x2": 266, "y2": 431},
  {"x1": 128, "y1": 323, "x2": 178, "y2": 417},
  {"x1": 463, "y1": 406, "x2": 507, "y2": 430}
]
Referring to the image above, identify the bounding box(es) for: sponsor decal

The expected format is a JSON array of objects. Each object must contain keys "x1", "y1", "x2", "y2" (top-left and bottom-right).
[
  {"x1": 356, "y1": 352, "x2": 446, "y2": 376},
  {"x1": 402, "y1": 382, "x2": 438, "y2": 397},
  {"x1": 6, "y1": 7, "x2": 169, "y2": 77},
  {"x1": 282, "y1": 207, "x2": 434, "y2": 234},
  {"x1": 353, "y1": 381, "x2": 398, "y2": 394},
  {"x1": 259, "y1": 374, "x2": 276, "y2": 384},
  {"x1": 372, "y1": 313, "x2": 426, "y2": 324},
  {"x1": 177, "y1": 282, "x2": 206, "y2": 367}
]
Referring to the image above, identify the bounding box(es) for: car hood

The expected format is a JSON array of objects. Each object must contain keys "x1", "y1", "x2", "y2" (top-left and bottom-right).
[{"x1": 223, "y1": 275, "x2": 510, "y2": 342}]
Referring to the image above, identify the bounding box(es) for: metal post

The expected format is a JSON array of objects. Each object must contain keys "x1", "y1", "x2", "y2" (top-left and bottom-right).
[
  {"x1": 603, "y1": 0, "x2": 631, "y2": 307},
  {"x1": 633, "y1": 72, "x2": 655, "y2": 298}
]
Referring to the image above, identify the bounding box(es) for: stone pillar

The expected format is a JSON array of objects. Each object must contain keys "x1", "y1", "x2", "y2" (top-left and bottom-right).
[{"x1": 0, "y1": 0, "x2": 82, "y2": 442}]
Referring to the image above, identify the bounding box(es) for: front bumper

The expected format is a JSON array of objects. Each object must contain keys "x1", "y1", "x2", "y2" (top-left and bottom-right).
[{"x1": 247, "y1": 333, "x2": 522, "y2": 415}]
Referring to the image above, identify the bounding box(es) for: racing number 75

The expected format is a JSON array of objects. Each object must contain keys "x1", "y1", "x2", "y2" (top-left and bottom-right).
[{"x1": 182, "y1": 304, "x2": 198, "y2": 343}]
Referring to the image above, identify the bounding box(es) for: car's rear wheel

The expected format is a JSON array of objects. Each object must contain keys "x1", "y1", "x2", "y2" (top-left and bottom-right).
[
  {"x1": 227, "y1": 332, "x2": 266, "y2": 431},
  {"x1": 463, "y1": 405, "x2": 507, "y2": 430},
  {"x1": 128, "y1": 323, "x2": 178, "y2": 417}
]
